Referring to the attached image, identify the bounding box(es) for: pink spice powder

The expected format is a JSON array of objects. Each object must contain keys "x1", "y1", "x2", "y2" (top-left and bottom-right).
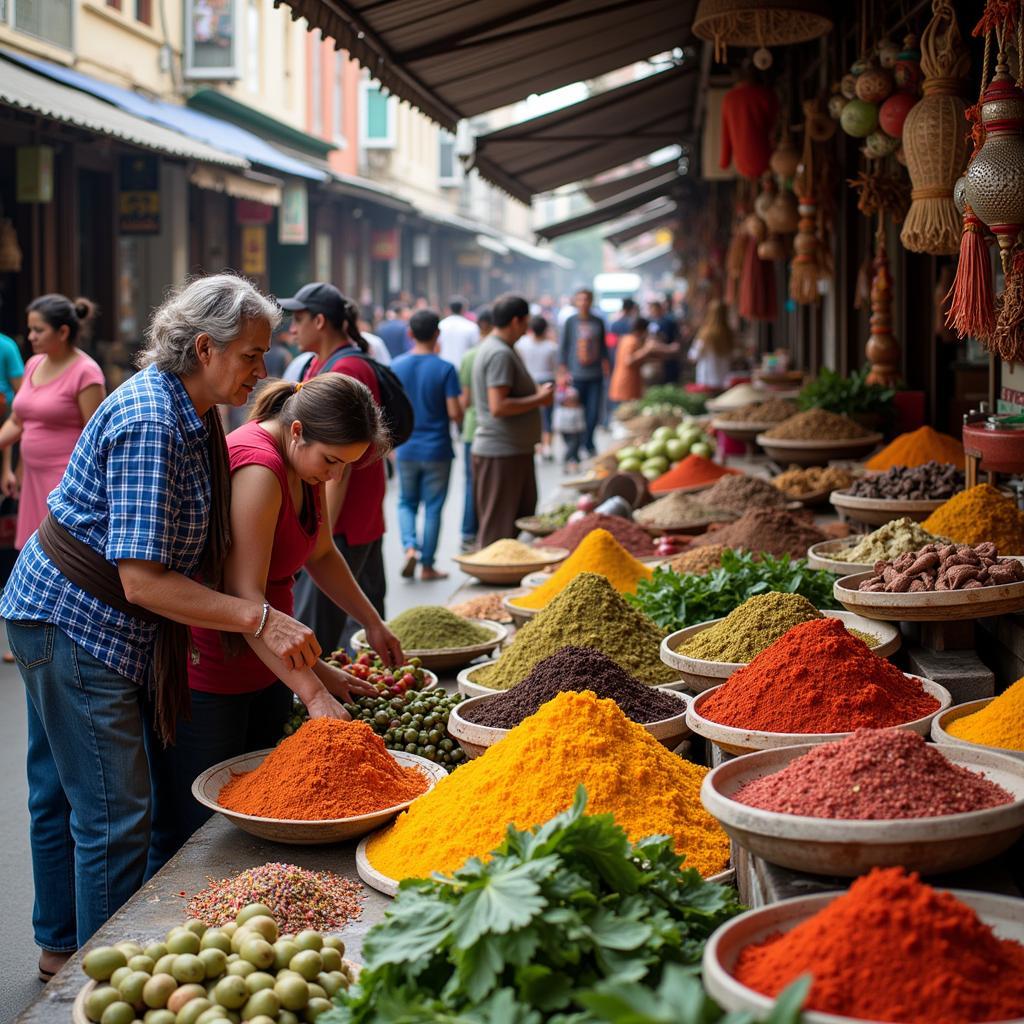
[{"x1": 733, "y1": 728, "x2": 1013, "y2": 819}]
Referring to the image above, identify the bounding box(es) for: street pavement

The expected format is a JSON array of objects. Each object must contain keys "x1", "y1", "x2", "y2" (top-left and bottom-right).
[{"x1": 0, "y1": 442, "x2": 570, "y2": 1021}]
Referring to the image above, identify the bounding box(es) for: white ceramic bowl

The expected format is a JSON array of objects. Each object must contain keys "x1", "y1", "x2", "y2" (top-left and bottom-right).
[{"x1": 932, "y1": 698, "x2": 1024, "y2": 762}]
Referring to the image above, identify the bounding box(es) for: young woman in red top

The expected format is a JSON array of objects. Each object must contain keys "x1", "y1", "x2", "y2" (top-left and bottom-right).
[{"x1": 148, "y1": 374, "x2": 402, "y2": 869}]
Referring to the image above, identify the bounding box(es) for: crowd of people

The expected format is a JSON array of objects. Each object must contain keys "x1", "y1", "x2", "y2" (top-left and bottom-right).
[{"x1": 0, "y1": 273, "x2": 710, "y2": 982}]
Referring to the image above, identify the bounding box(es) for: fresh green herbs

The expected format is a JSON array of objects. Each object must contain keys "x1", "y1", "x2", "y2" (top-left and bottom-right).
[
  {"x1": 627, "y1": 550, "x2": 839, "y2": 633},
  {"x1": 797, "y1": 366, "x2": 895, "y2": 417},
  {"x1": 323, "y1": 789, "x2": 747, "y2": 1023},
  {"x1": 637, "y1": 385, "x2": 708, "y2": 416}
]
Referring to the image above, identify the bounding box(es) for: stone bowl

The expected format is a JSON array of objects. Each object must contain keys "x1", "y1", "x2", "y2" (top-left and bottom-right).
[
  {"x1": 932, "y1": 698, "x2": 1024, "y2": 763},
  {"x1": 828, "y1": 488, "x2": 945, "y2": 526},
  {"x1": 452, "y1": 546, "x2": 569, "y2": 585},
  {"x1": 352, "y1": 618, "x2": 507, "y2": 671},
  {"x1": 755, "y1": 433, "x2": 883, "y2": 468}
]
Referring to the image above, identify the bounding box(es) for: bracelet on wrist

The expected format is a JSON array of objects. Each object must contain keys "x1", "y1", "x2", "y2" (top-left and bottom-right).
[{"x1": 253, "y1": 600, "x2": 270, "y2": 639}]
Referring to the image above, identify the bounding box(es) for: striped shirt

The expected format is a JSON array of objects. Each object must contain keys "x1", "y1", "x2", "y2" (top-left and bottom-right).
[{"x1": 0, "y1": 365, "x2": 212, "y2": 683}]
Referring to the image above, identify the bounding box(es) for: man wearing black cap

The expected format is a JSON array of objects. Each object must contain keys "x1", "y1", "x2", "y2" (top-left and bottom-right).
[{"x1": 281, "y1": 282, "x2": 389, "y2": 651}]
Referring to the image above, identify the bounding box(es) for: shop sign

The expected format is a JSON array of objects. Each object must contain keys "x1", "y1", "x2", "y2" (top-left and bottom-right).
[
  {"x1": 371, "y1": 228, "x2": 398, "y2": 261},
  {"x1": 186, "y1": 0, "x2": 240, "y2": 79},
  {"x1": 16, "y1": 146, "x2": 54, "y2": 204},
  {"x1": 119, "y1": 155, "x2": 161, "y2": 235},
  {"x1": 457, "y1": 250, "x2": 486, "y2": 267},
  {"x1": 241, "y1": 224, "x2": 267, "y2": 275},
  {"x1": 279, "y1": 180, "x2": 309, "y2": 245},
  {"x1": 236, "y1": 199, "x2": 274, "y2": 225}
]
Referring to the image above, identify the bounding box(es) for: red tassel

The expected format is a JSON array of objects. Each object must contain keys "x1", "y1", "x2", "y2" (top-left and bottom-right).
[
  {"x1": 993, "y1": 248, "x2": 1024, "y2": 362},
  {"x1": 945, "y1": 207, "x2": 995, "y2": 341}
]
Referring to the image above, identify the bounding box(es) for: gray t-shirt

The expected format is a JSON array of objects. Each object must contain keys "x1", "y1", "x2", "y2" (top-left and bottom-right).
[{"x1": 471, "y1": 336, "x2": 541, "y2": 457}]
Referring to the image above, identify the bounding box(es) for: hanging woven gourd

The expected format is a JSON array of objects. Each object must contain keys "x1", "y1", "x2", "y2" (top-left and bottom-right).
[
  {"x1": 866, "y1": 217, "x2": 901, "y2": 385},
  {"x1": 790, "y1": 102, "x2": 823, "y2": 304},
  {"x1": 900, "y1": 0, "x2": 971, "y2": 254}
]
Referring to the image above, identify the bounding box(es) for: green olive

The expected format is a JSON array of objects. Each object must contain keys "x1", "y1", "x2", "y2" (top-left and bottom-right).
[
  {"x1": 288, "y1": 950, "x2": 322, "y2": 982},
  {"x1": 170, "y1": 954, "x2": 205, "y2": 985},
  {"x1": 100, "y1": 1002, "x2": 136, "y2": 1024},
  {"x1": 153, "y1": 955, "x2": 177, "y2": 977},
  {"x1": 293, "y1": 931, "x2": 323, "y2": 952},
  {"x1": 84, "y1": 947, "x2": 129, "y2": 982},
  {"x1": 243, "y1": 916, "x2": 278, "y2": 944},
  {"x1": 128, "y1": 955, "x2": 156, "y2": 975},
  {"x1": 110, "y1": 967, "x2": 133, "y2": 989},
  {"x1": 274, "y1": 976, "x2": 309, "y2": 1012},
  {"x1": 84, "y1": 985, "x2": 121, "y2": 1023},
  {"x1": 197, "y1": 949, "x2": 227, "y2": 979},
  {"x1": 320, "y1": 936, "x2": 344, "y2": 955},
  {"x1": 241, "y1": 990, "x2": 280, "y2": 1021},
  {"x1": 304, "y1": 997, "x2": 332, "y2": 1022},
  {"x1": 199, "y1": 930, "x2": 231, "y2": 955},
  {"x1": 183, "y1": 920, "x2": 208, "y2": 938},
  {"x1": 195, "y1": 1007, "x2": 228, "y2": 1024},
  {"x1": 115, "y1": 942, "x2": 145, "y2": 960},
  {"x1": 239, "y1": 938, "x2": 274, "y2": 970},
  {"x1": 318, "y1": 947, "x2": 342, "y2": 973},
  {"x1": 220, "y1": 923, "x2": 237, "y2": 938},
  {"x1": 246, "y1": 1017, "x2": 276, "y2": 1024},
  {"x1": 228, "y1": 927, "x2": 252, "y2": 955},
  {"x1": 166, "y1": 930, "x2": 201, "y2": 956},
  {"x1": 224, "y1": 961, "x2": 254, "y2": 978},
  {"x1": 144, "y1": 1010, "x2": 176, "y2": 1024},
  {"x1": 118, "y1": 970, "x2": 152, "y2": 1006},
  {"x1": 274, "y1": 970, "x2": 304, "y2": 984},
  {"x1": 211, "y1": 976, "x2": 248, "y2": 1010},
  {"x1": 243, "y1": 971, "x2": 276, "y2": 994},
  {"x1": 273, "y1": 941, "x2": 300, "y2": 972},
  {"x1": 315, "y1": 972, "x2": 341, "y2": 998},
  {"x1": 166, "y1": 984, "x2": 206, "y2": 1015},
  {"x1": 142, "y1": 974, "x2": 178, "y2": 1010},
  {"x1": 234, "y1": 903, "x2": 274, "y2": 926},
  {"x1": 174, "y1": 998, "x2": 213, "y2": 1024}
]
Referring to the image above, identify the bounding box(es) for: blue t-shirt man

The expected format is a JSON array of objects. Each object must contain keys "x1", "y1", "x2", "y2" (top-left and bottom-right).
[
  {"x1": 0, "y1": 332, "x2": 25, "y2": 409},
  {"x1": 375, "y1": 310, "x2": 411, "y2": 360},
  {"x1": 392, "y1": 345, "x2": 462, "y2": 462}
]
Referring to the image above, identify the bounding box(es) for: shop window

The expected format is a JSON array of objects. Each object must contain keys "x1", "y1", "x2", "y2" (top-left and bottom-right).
[
  {"x1": 12, "y1": 0, "x2": 73, "y2": 49},
  {"x1": 186, "y1": 0, "x2": 240, "y2": 80},
  {"x1": 106, "y1": 0, "x2": 121, "y2": 10},
  {"x1": 135, "y1": 0, "x2": 151, "y2": 22},
  {"x1": 439, "y1": 130, "x2": 459, "y2": 186},
  {"x1": 360, "y1": 78, "x2": 395, "y2": 149}
]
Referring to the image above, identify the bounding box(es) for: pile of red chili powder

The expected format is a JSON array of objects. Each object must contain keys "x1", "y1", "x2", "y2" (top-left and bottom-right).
[
  {"x1": 733, "y1": 867, "x2": 1024, "y2": 1023},
  {"x1": 733, "y1": 729, "x2": 1013, "y2": 818},
  {"x1": 699, "y1": 618, "x2": 939, "y2": 733}
]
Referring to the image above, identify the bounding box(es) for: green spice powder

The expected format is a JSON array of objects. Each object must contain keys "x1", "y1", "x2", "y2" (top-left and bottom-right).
[
  {"x1": 476, "y1": 572, "x2": 677, "y2": 690},
  {"x1": 387, "y1": 606, "x2": 493, "y2": 650}
]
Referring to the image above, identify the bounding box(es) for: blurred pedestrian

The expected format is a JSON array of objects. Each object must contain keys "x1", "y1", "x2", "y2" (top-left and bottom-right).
[
  {"x1": 609, "y1": 317, "x2": 656, "y2": 405},
  {"x1": 375, "y1": 302, "x2": 411, "y2": 360},
  {"x1": 515, "y1": 315, "x2": 557, "y2": 461},
  {"x1": 648, "y1": 297, "x2": 680, "y2": 383},
  {"x1": 687, "y1": 299, "x2": 735, "y2": 389},
  {"x1": 457, "y1": 307, "x2": 491, "y2": 552},
  {"x1": 437, "y1": 297, "x2": 480, "y2": 369},
  {"x1": 357, "y1": 310, "x2": 393, "y2": 366},
  {"x1": 558, "y1": 288, "x2": 607, "y2": 459}
]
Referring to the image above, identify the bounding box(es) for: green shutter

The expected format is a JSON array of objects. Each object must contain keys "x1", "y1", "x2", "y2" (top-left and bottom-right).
[{"x1": 365, "y1": 86, "x2": 389, "y2": 139}]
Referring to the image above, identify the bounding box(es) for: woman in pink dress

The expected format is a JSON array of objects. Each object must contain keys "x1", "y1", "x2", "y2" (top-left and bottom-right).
[{"x1": 0, "y1": 295, "x2": 106, "y2": 548}]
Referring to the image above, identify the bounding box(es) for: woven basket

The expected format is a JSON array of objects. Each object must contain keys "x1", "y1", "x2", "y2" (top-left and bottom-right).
[
  {"x1": 694, "y1": 0, "x2": 833, "y2": 61},
  {"x1": 900, "y1": 0, "x2": 970, "y2": 255}
]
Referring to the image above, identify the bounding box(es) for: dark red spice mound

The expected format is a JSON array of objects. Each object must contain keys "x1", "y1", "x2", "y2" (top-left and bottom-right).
[
  {"x1": 688, "y1": 507, "x2": 827, "y2": 559},
  {"x1": 699, "y1": 618, "x2": 939, "y2": 732},
  {"x1": 734, "y1": 867, "x2": 1024, "y2": 1023},
  {"x1": 733, "y1": 728, "x2": 1013, "y2": 818},
  {"x1": 539, "y1": 513, "x2": 655, "y2": 556}
]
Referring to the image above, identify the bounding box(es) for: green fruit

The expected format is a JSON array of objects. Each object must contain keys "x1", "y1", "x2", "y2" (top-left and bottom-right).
[
  {"x1": 273, "y1": 940, "x2": 300, "y2": 971},
  {"x1": 144, "y1": 944, "x2": 168, "y2": 961},
  {"x1": 100, "y1": 1002, "x2": 135, "y2": 1024},
  {"x1": 665, "y1": 438, "x2": 688, "y2": 461},
  {"x1": 241, "y1": 990, "x2": 280, "y2": 1020},
  {"x1": 243, "y1": 916, "x2": 278, "y2": 944},
  {"x1": 118, "y1": 970, "x2": 152, "y2": 1006},
  {"x1": 318, "y1": 947, "x2": 342, "y2": 973},
  {"x1": 175, "y1": 998, "x2": 213, "y2": 1024},
  {"x1": 110, "y1": 967, "x2": 133, "y2": 989},
  {"x1": 321, "y1": 936, "x2": 344, "y2": 955},
  {"x1": 128, "y1": 955, "x2": 156, "y2": 974},
  {"x1": 183, "y1": 920, "x2": 208, "y2": 938},
  {"x1": 220, "y1": 923, "x2": 237, "y2": 937},
  {"x1": 199, "y1": 930, "x2": 231, "y2": 954},
  {"x1": 211, "y1": 976, "x2": 248, "y2": 1010},
  {"x1": 690, "y1": 441, "x2": 714, "y2": 459},
  {"x1": 274, "y1": 977, "x2": 309, "y2": 1011},
  {"x1": 240, "y1": 937, "x2": 274, "y2": 969},
  {"x1": 288, "y1": 950, "x2": 322, "y2": 981},
  {"x1": 306, "y1": 984, "x2": 327, "y2": 1001},
  {"x1": 641, "y1": 467, "x2": 661, "y2": 481},
  {"x1": 315, "y1": 972, "x2": 342, "y2": 998},
  {"x1": 197, "y1": 948, "x2": 227, "y2": 979},
  {"x1": 195, "y1": 1007, "x2": 228, "y2": 1024},
  {"x1": 142, "y1": 974, "x2": 178, "y2": 1010},
  {"x1": 228, "y1": 927, "x2": 252, "y2": 954},
  {"x1": 278, "y1": 1011, "x2": 300, "y2": 1024},
  {"x1": 224, "y1": 961, "x2": 254, "y2": 978},
  {"x1": 234, "y1": 903, "x2": 274, "y2": 926},
  {"x1": 293, "y1": 932, "x2": 320, "y2": 952},
  {"x1": 247, "y1": 1017, "x2": 277, "y2": 1024},
  {"x1": 619, "y1": 458, "x2": 643, "y2": 473},
  {"x1": 167, "y1": 984, "x2": 207, "y2": 1015},
  {"x1": 144, "y1": 1011, "x2": 177, "y2": 1024},
  {"x1": 166, "y1": 930, "x2": 201, "y2": 956},
  {"x1": 84, "y1": 947, "x2": 129, "y2": 982},
  {"x1": 171, "y1": 954, "x2": 205, "y2": 985},
  {"x1": 153, "y1": 954, "x2": 177, "y2": 976},
  {"x1": 244, "y1": 971, "x2": 276, "y2": 994},
  {"x1": 304, "y1": 997, "x2": 332, "y2": 1022},
  {"x1": 652, "y1": 426, "x2": 675, "y2": 442},
  {"x1": 84, "y1": 985, "x2": 122, "y2": 1022},
  {"x1": 116, "y1": 942, "x2": 144, "y2": 960}
]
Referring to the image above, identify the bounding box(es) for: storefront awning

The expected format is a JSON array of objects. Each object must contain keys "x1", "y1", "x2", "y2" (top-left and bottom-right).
[
  {"x1": 602, "y1": 199, "x2": 678, "y2": 245},
  {"x1": 329, "y1": 172, "x2": 416, "y2": 212},
  {"x1": 0, "y1": 53, "x2": 246, "y2": 168},
  {"x1": 273, "y1": 0, "x2": 698, "y2": 131},
  {"x1": 476, "y1": 233, "x2": 510, "y2": 256},
  {"x1": 585, "y1": 152, "x2": 682, "y2": 204},
  {"x1": 535, "y1": 173, "x2": 685, "y2": 240},
  {"x1": 620, "y1": 240, "x2": 674, "y2": 269},
  {"x1": 501, "y1": 233, "x2": 575, "y2": 270},
  {"x1": 189, "y1": 166, "x2": 283, "y2": 205},
  {"x1": 469, "y1": 65, "x2": 697, "y2": 204}
]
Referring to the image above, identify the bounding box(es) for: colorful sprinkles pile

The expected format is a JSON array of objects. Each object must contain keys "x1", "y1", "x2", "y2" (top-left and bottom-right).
[{"x1": 186, "y1": 861, "x2": 364, "y2": 933}]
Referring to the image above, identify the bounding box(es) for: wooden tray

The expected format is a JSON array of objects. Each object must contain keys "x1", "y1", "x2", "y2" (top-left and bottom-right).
[
  {"x1": 702, "y1": 742, "x2": 1024, "y2": 877},
  {"x1": 686, "y1": 676, "x2": 951, "y2": 756},
  {"x1": 191, "y1": 748, "x2": 446, "y2": 844},
  {"x1": 456, "y1": 660, "x2": 690, "y2": 697},
  {"x1": 829, "y1": 487, "x2": 945, "y2": 526},
  {"x1": 352, "y1": 618, "x2": 507, "y2": 671},
  {"x1": 447, "y1": 690, "x2": 690, "y2": 759},
  {"x1": 702, "y1": 890, "x2": 1024, "y2": 1023},
  {"x1": 834, "y1": 568, "x2": 1024, "y2": 622},
  {"x1": 452, "y1": 545, "x2": 569, "y2": 585},
  {"x1": 755, "y1": 432, "x2": 883, "y2": 468},
  {"x1": 806, "y1": 538, "x2": 874, "y2": 574},
  {"x1": 932, "y1": 698, "x2": 1024, "y2": 762},
  {"x1": 660, "y1": 610, "x2": 900, "y2": 693}
]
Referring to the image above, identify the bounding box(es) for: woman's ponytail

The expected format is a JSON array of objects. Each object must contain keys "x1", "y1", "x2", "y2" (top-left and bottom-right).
[
  {"x1": 249, "y1": 379, "x2": 298, "y2": 422},
  {"x1": 343, "y1": 300, "x2": 369, "y2": 353}
]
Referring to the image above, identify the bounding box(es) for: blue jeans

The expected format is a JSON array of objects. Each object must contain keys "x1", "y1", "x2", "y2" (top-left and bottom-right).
[
  {"x1": 573, "y1": 377, "x2": 604, "y2": 456},
  {"x1": 397, "y1": 459, "x2": 452, "y2": 569},
  {"x1": 461, "y1": 442, "x2": 477, "y2": 542},
  {"x1": 8, "y1": 620, "x2": 150, "y2": 952}
]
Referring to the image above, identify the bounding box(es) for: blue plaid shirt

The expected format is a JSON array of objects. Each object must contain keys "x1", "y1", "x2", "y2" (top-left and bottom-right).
[{"x1": 0, "y1": 365, "x2": 212, "y2": 683}]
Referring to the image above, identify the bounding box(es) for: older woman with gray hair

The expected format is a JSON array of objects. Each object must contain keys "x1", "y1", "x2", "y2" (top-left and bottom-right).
[{"x1": 0, "y1": 274, "x2": 321, "y2": 982}]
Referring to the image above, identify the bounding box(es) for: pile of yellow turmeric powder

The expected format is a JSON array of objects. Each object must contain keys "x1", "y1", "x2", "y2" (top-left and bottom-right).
[
  {"x1": 947, "y1": 676, "x2": 1024, "y2": 751},
  {"x1": 922, "y1": 484, "x2": 1024, "y2": 552},
  {"x1": 365, "y1": 690, "x2": 730, "y2": 880},
  {"x1": 511, "y1": 528, "x2": 653, "y2": 610}
]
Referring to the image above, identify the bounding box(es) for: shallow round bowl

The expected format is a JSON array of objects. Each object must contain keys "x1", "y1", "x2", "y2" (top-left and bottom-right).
[
  {"x1": 452, "y1": 546, "x2": 568, "y2": 585},
  {"x1": 501, "y1": 588, "x2": 539, "y2": 628},
  {"x1": 806, "y1": 538, "x2": 874, "y2": 574},
  {"x1": 352, "y1": 618, "x2": 507, "y2": 671},
  {"x1": 710, "y1": 418, "x2": 779, "y2": 444},
  {"x1": 932, "y1": 698, "x2": 1024, "y2": 762},
  {"x1": 702, "y1": 741, "x2": 1024, "y2": 876},
  {"x1": 686, "y1": 676, "x2": 951, "y2": 756},
  {"x1": 834, "y1": 566, "x2": 1024, "y2": 622},
  {"x1": 755, "y1": 432, "x2": 883, "y2": 468},
  {"x1": 456, "y1": 660, "x2": 689, "y2": 697},
  {"x1": 702, "y1": 889, "x2": 1024, "y2": 1023},
  {"x1": 515, "y1": 515, "x2": 558, "y2": 537},
  {"x1": 447, "y1": 690, "x2": 690, "y2": 759},
  {"x1": 660, "y1": 611, "x2": 900, "y2": 693},
  {"x1": 191, "y1": 748, "x2": 447, "y2": 844},
  {"x1": 829, "y1": 487, "x2": 945, "y2": 526}
]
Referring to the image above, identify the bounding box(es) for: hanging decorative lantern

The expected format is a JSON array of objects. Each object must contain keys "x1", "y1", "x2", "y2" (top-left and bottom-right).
[
  {"x1": 769, "y1": 130, "x2": 801, "y2": 180},
  {"x1": 790, "y1": 102, "x2": 825, "y2": 305},
  {"x1": 878, "y1": 91, "x2": 918, "y2": 138},
  {"x1": 899, "y1": 0, "x2": 970, "y2": 255},
  {"x1": 893, "y1": 34, "x2": 923, "y2": 93},
  {"x1": 693, "y1": 0, "x2": 833, "y2": 63},
  {"x1": 855, "y1": 64, "x2": 894, "y2": 104},
  {"x1": 964, "y1": 59, "x2": 1024, "y2": 272},
  {"x1": 841, "y1": 99, "x2": 879, "y2": 137}
]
